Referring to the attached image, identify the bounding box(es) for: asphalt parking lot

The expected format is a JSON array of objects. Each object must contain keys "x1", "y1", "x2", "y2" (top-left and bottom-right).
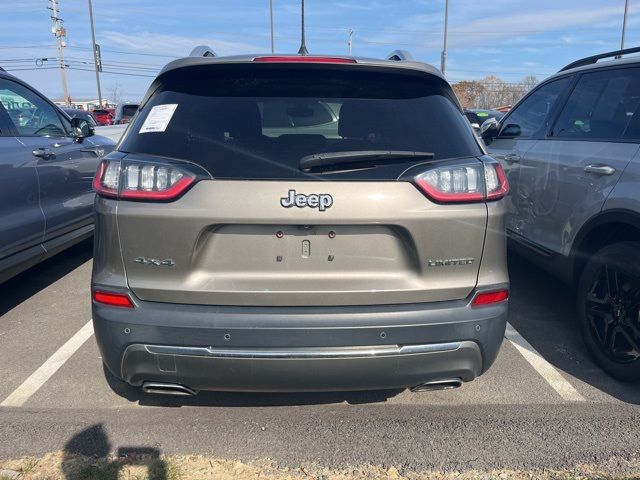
[{"x1": 1, "y1": 238, "x2": 639, "y2": 473}]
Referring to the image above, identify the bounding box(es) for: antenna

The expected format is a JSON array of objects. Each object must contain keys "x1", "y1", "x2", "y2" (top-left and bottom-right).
[{"x1": 297, "y1": 0, "x2": 309, "y2": 55}]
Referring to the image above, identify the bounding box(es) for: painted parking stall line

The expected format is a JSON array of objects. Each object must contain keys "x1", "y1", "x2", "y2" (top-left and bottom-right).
[
  {"x1": 1, "y1": 320, "x2": 94, "y2": 407},
  {"x1": 505, "y1": 322, "x2": 585, "y2": 402}
]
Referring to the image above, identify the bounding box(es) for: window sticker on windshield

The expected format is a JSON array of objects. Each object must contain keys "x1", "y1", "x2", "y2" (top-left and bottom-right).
[{"x1": 139, "y1": 104, "x2": 178, "y2": 133}]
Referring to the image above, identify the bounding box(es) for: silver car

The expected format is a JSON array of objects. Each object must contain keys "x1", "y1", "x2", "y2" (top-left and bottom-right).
[
  {"x1": 0, "y1": 68, "x2": 115, "y2": 284},
  {"x1": 483, "y1": 47, "x2": 640, "y2": 381},
  {"x1": 91, "y1": 52, "x2": 509, "y2": 395}
]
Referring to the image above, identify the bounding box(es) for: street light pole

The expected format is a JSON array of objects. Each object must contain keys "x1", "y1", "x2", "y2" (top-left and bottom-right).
[
  {"x1": 269, "y1": 0, "x2": 275, "y2": 53},
  {"x1": 440, "y1": 0, "x2": 449, "y2": 75},
  {"x1": 621, "y1": 0, "x2": 629, "y2": 50},
  {"x1": 88, "y1": 0, "x2": 103, "y2": 107}
]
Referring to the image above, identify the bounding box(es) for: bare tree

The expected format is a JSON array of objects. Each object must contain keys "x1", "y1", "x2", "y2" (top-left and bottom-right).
[
  {"x1": 107, "y1": 82, "x2": 126, "y2": 107},
  {"x1": 452, "y1": 74, "x2": 540, "y2": 110},
  {"x1": 452, "y1": 80, "x2": 486, "y2": 108},
  {"x1": 521, "y1": 74, "x2": 539, "y2": 93}
]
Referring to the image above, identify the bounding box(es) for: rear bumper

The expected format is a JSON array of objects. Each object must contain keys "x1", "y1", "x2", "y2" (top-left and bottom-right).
[{"x1": 92, "y1": 290, "x2": 508, "y2": 392}]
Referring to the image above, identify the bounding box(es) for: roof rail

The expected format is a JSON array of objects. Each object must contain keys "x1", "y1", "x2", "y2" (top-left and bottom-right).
[
  {"x1": 189, "y1": 45, "x2": 217, "y2": 58},
  {"x1": 559, "y1": 46, "x2": 640, "y2": 72},
  {"x1": 386, "y1": 50, "x2": 414, "y2": 62}
]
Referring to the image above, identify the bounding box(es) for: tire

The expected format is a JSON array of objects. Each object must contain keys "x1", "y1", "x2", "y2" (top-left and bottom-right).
[{"x1": 577, "y1": 241, "x2": 640, "y2": 382}]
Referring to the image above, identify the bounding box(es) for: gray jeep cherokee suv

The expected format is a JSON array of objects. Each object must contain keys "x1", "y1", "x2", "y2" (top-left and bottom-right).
[
  {"x1": 483, "y1": 47, "x2": 640, "y2": 381},
  {"x1": 91, "y1": 52, "x2": 509, "y2": 395}
]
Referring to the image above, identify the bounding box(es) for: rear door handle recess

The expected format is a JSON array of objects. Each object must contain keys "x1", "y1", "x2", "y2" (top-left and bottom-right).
[
  {"x1": 503, "y1": 153, "x2": 521, "y2": 163},
  {"x1": 584, "y1": 164, "x2": 616, "y2": 176},
  {"x1": 32, "y1": 148, "x2": 54, "y2": 159}
]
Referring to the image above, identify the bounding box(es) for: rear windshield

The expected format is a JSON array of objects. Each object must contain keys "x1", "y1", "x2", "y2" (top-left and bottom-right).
[
  {"x1": 93, "y1": 109, "x2": 108, "y2": 115},
  {"x1": 120, "y1": 65, "x2": 481, "y2": 180},
  {"x1": 121, "y1": 104, "x2": 138, "y2": 116}
]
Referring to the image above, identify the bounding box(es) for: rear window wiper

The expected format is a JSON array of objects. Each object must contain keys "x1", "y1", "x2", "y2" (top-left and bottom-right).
[{"x1": 299, "y1": 150, "x2": 435, "y2": 172}]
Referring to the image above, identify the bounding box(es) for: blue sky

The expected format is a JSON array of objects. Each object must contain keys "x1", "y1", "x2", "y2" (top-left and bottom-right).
[{"x1": 1, "y1": 0, "x2": 638, "y2": 101}]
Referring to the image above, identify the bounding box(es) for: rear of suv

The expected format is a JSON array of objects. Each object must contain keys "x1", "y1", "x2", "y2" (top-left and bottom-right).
[
  {"x1": 91, "y1": 53, "x2": 509, "y2": 395},
  {"x1": 482, "y1": 47, "x2": 640, "y2": 381}
]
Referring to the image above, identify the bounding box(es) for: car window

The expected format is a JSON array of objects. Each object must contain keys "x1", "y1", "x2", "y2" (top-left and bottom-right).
[
  {"x1": 260, "y1": 100, "x2": 335, "y2": 134},
  {"x1": 499, "y1": 77, "x2": 570, "y2": 138},
  {"x1": 0, "y1": 78, "x2": 67, "y2": 137},
  {"x1": 464, "y1": 111, "x2": 481, "y2": 125},
  {"x1": 552, "y1": 68, "x2": 640, "y2": 141},
  {"x1": 0, "y1": 101, "x2": 13, "y2": 136},
  {"x1": 121, "y1": 105, "x2": 138, "y2": 117},
  {"x1": 120, "y1": 65, "x2": 481, "y2": 180}
]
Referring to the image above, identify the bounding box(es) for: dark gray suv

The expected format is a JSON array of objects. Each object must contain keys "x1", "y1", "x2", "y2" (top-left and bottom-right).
[
  {"x1": 91, "y1": 52, "x2": 509, "y2": 395},
  {"x1": 0, "y1": 68, "x2": 115, "y2": 283},
  {"x1": 483, "y1": 47, "x2": 640, "y2": 381}
]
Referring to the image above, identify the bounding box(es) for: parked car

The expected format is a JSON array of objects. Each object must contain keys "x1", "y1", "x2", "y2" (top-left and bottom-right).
[
  {"x1": 63, "y1": 107, "x2": 98, "y2": 127},
  {"x1": 482, "y1": 47, "x2": 640, "y2": 381},
  {"x1": 464, "y1": 109, "x2": 505, "y2": 133},
  {"x1": 114, "y1": 103, "x2": 139, "y2": 124},
  {"x1": 493, "y1": 105, "x2": 512, "y2": 113},
  {"x1": 91, "y1": 108, "x2": 113, "y2": 126},
  {"x1": 0, "y1": 68, "x2": 116, "y2": 284},
  {"x1": 92, "y1": 52, "x2": 509, "y2": 395}
]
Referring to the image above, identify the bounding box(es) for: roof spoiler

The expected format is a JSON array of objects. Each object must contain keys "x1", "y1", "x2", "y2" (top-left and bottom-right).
[
  {"x1": 559, "y1": 46, "x2": 640, "y2": 72},
  {"x1": 189, "y1": 45, "x2": 217, "y2": 58},
  {"x1": 386, "y1": 50, "x2": 414, "y2": 62}
]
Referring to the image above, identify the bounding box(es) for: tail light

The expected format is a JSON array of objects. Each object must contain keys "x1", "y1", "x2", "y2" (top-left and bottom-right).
[
  {"x1": 413, "y1": 161, "x2": 508, "y2": 203},
  {"x1": 93, "y1": 159, "x2": 196, "y2": 201},
  {"x1": 472, "y1": 289, "x2": 509, "y2": 307},
  {"x1": 93, "y1": 290, "x2": 134, "y2": 308}
]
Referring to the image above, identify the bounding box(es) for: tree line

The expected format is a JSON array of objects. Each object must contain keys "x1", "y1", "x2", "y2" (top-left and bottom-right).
[{"x1": 452, "y1": 74, "x2": 539, "y2": 110}]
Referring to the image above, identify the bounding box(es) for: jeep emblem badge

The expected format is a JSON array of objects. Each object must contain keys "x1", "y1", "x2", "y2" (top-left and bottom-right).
[{"x1": 280, "y1": 190, "x2": 333, "y2": 212}]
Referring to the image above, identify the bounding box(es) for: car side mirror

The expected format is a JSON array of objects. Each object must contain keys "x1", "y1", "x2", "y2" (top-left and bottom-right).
[
  {"x1": 480, "y1": 117, "x2": 499, "y2": 139},
  {"x1": 71, "y1": 117, "x2": 94, "y2": 139}
]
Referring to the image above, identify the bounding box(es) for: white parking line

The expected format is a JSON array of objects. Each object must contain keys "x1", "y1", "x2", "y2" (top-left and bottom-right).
[
  {"x1": 1, "y1": 320, "x2": 94, "y2": 407},
  {"x1": 505, "y1": 322, "x2": 585, "y2": 402}
]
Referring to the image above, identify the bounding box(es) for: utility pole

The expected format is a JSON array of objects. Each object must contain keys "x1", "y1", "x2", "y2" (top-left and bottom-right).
[
  {"x1": 88, "y1": 0, "x2": 103, "y2": 107},
  {"x1": 621, "y1": 0, "x2": 629, "y2": 50},
  {"x1": 348, "y1": 28, "x2": 353, "y2": 55},
  {"x1": 440, "y1": 0, "x2": 449, "y2": 75},
  {"x1": 297, "y1": 0, "x2": 309, "y2": 55},
  {"x1": 49, "y1": 0, "x2": 70, "y2": 105},
  {"x1": 269, "y1": 0, "x2": 275, "y2": 53}
]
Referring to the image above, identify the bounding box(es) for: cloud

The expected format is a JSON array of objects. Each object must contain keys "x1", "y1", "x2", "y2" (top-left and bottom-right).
[
  {"x1": 100, "y1": 31, "x2": 265, "y2": 57},
  {"x1": 332, "y1": 1, "x2": 385, "y2": 10},
  {"x1": 360, "y1": 4, "x2": 626, "y2": 51}
]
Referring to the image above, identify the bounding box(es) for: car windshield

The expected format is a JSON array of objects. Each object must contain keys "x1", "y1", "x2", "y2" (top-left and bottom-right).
[
  {"x1": 93, "y1": 109, "x2": 108, "y2": 115},
  {"x1": 120, "y1": 66, "x2": 481, "y2": 180},
  {"x1": 121, "y1": 104, "x2": 138, "y2": 116}
]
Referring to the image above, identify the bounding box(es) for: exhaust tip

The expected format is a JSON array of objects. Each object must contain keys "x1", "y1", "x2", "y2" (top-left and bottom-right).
[
  {"x1": 410, "y1": 378, "x2": 462, "y2": 392},
  {"x1": 142, "y1": 382, "x2": 198, "y2": 396}
]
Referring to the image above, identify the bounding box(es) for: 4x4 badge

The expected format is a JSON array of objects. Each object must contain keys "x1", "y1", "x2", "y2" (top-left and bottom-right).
[
  {"x1": 280, "y1": 190, "x2": 333, "y2": 212},
  {"x1": 134, "y1": 257, "x2": 175, "y2": 267}
]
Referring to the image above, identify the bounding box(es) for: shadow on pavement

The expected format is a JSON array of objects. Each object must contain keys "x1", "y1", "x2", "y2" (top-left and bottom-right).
[
  {"x1": 62, "y1": 424, "x2": 167, "y2": 479},
  {"x1": 507, "y1": 252, "x2": 640, "y2": 405},
  {"x1": 103, "y1": 363, "x2": 404, "y2": 407},
  {"x1": 0, "y1": 238, "x2": 93, "y2": 317}
]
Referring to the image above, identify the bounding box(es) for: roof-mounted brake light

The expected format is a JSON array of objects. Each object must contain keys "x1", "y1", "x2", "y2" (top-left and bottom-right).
[{"x1": 253, "y1": 56, "x2": 356, "y2": 64}]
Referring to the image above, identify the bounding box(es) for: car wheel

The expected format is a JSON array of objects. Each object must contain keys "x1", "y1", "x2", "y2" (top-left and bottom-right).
[{"x1": 577, "y1": 241, "x2": 640, "y2": 381}]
